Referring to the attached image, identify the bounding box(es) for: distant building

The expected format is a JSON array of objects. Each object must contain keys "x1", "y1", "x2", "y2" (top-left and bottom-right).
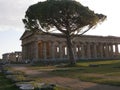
[
  {"x1": 20, "y1": 30, "x2": 120, "y2": 63},
  {"x1": 2, "y1": 51, "x2": 22, "y2": 62}
]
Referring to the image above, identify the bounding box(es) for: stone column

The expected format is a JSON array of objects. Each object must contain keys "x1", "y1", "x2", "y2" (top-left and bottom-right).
[
  {"x1": 62, "y1": 46, "x2": 64, "y2": 58},
  {"x1": 93, "y1": 43, "x2": 97, "y2": 58},
  {"x1": 110, "y1": 44, "x2": 114, "y2": 57},
  {"x1": 22, "y1": 45, "x2": 25, "y2": 60},
  {"x1": 51, "y1": 42, "x2": 55, "y2": 60},
  {"x1": 73, "y1": 44, "x2": 77, "y2": 59},
  {"x1": 87, "y1": 43, "x2": 91, "y2": 58},
  {"x1": 25, "y1": 45, "x2": 28, "y2": 59},
  {"x1": 59, "y1": 43, "x2": 63, "y2": 59},
  {"x1": 81, "y1": 43, "x2": 85, "y2": 59},
  {"x1": 100, "y1": 43, "x2": 103, "y2": 58},
  {"x1": 34, "y1": 41, "x2": 39, "y2": 60},
  {"x1": 77, "y1": 45, "x2": 81, "y2": 58},
  {"x1": 48, "y1": 41, "x2": 52, "y2": 59},
  {"x1": 43, "y1": 41, "x2": 47, "y2": 60},
  {"x1": 77, "y1": 45, "x2": 81, "y2": 59},
  {"x1": 115, "y1": 44, "x2": 119, "y2": 54},
  {"x1": 105, "y1": 43, "x2": 109, "y2": 58}
]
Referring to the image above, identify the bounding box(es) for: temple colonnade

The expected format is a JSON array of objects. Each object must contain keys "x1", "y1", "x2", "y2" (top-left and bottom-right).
[
  {"x1": 22, "y1": 39, "x2": 120, "y2": 61},
  {"x1": 20, "y1": 31, "x2": 120, "y2": 61},
  {"x1": 36, "y1": 41, "x2": 120, "y2": 60}
]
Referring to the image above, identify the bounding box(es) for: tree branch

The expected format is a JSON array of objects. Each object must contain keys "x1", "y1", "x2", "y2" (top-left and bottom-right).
[
  {"x1": 80, "y1": 25, "x2": 93, "y2": 35},
  {"x1": 52, "y1": 19, "x2": 66, "y2": 34}
]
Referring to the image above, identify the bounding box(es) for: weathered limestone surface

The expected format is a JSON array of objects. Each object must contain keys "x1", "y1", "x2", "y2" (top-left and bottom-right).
[
  {"x1": 20, "y1": 31, "x2": 120, "y2": 62},
  {"x1": 17, "y1": 83, "x2": 34, "y2": 90}
]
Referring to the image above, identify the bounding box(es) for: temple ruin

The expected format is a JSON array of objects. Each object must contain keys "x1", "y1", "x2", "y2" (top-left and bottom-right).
[{"x1": 20, "y1": 31, "x2": 120, "y2": 62}]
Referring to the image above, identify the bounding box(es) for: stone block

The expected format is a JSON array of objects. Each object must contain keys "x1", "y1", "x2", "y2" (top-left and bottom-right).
[{"x1": 18, "y1": 83, "x2": 34, "y2": 90}]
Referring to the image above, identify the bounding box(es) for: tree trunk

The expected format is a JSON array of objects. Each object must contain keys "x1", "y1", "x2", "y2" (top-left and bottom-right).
[{"x1": 66, "y1": 35, "x2": 76, "y2": 65}]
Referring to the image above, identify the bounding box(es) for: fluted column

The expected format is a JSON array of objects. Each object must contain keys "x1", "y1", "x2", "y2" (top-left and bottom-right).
[
  {"x1": 115, "y1": 44, "x2": 119, "y2": 54},
  {"x1": 105, "y1": 43, "x2": 109, "y2": 58},
  {"x1": 81, "y1": 43, "x2": 85, "y2": 58},
  {"x1": 110, "y1": 44, "x2": 114, "y2": 57},
  {"x1": 77, "y1": 45, "x2": 81, "y2": 58},
  {"x1": 59, "y1": 43, "x2": 63, "y2": 59},
  {"x1": 93, "y1": 43, "x2": 97, "y2": 58},
  {"x1": 22, "y1": 45, "x2": 25, "y2": 60},
  {"x1": 43, "y1": 41, "x2": 47, "y2": 60},
  {"x1": 34, "y1": 41, "x2": 39, "y2": 60},
  {"x1": 51, "y1": 42, "x2": 55, "y2": 60},
  {"x1": 76, "y1": 44, "x2": 80, "y2": 59},
  {"x1": 100, "y1": 43, "x2": 103, "y2": 58},
  {"x1": 48, "y1": 41, "x2": 52, "y2": 59},
  {"x1": 87, "y1": 43, "x2": 91, "y2": 58},
  {"x1": 73, "y1": 44, "x2": 77, "y2": 59},
  {"x1": 108, "y1": 44, "x2": 111, "y2": 56}
]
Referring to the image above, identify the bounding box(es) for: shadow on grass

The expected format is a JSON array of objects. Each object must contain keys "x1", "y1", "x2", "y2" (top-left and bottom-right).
[{"x1": 0, "y1": 73, "x2": 19, "y2": 90}]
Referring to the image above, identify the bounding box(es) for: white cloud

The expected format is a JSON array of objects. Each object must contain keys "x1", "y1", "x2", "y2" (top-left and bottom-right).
[
  {"x1": 0, "y1": 25, "x2": 24, "y2": 32},
  {"x1": 0, "y1": 0, "x2": 43, "y2": 32}
]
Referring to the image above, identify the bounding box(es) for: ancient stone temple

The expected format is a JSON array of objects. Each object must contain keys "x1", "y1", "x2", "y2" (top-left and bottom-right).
[
  {"x1": 20, "y1": 31, "x2": 120, "y2": 62},
  {"x1": 2, "y1": 51, "x2": 22, "y2": 62}
]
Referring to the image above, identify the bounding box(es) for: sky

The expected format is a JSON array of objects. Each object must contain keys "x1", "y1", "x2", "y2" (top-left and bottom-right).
[{"x1": 0, "y1": 0, "x2": 120, "y2": 58}]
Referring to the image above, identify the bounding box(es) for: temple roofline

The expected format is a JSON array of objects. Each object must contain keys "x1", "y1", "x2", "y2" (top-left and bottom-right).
[{"x1": 20, "y1": 30, "x2": 120, "y2": 40}]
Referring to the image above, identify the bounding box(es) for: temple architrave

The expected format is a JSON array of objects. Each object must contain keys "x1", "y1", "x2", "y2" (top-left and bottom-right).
[{"x1": 20, "y1": 31, "x2": 120, "y2": 62}]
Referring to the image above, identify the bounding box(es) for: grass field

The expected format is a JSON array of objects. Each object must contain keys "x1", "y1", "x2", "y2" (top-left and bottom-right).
[
  {"x1": 0, "y1": 72, "x2": 72, "y2": 90},
  {"x1": 1, "y1": 59, "x2": 120, "y2": 90},
  {"x1": 50, "y1": 60, "x2": 120, "y2": 86},
  {"x1": 0, "y1": 73, "x2": 19, "y2": 90}
]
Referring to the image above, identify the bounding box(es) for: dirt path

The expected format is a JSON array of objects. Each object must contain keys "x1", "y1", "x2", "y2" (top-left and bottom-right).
[{"x1": 11, "y1": 65, "x2": 120, "y2": 90}]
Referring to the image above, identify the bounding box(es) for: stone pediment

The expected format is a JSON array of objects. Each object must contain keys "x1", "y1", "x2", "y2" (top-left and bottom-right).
[{"x1": 20, "y1": 30, "x2": 33, "y2": 40}]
